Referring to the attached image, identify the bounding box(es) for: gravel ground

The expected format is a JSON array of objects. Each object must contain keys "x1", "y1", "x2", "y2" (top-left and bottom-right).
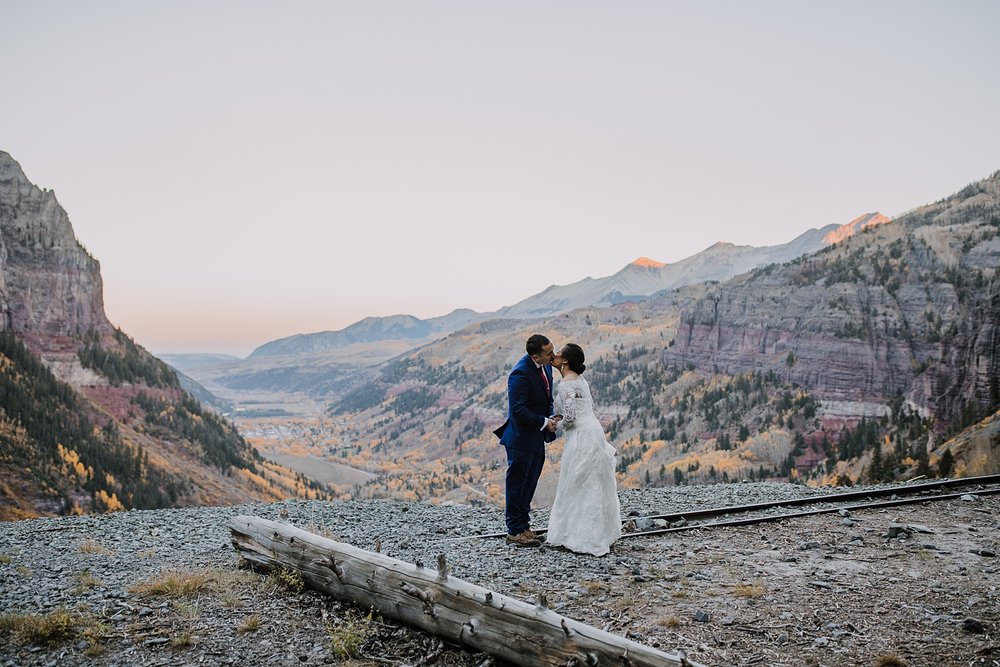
[{"x1": 1, "y1": 481, "x2": 998, "y2": 666}]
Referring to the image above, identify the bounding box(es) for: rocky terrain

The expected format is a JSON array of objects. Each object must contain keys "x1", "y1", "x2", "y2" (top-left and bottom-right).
[{"x1": 1, "y1": 481, "x2": 997, "y2": 666}]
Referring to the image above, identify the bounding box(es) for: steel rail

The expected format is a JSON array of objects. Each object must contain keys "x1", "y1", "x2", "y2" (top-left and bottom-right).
[
  {"x1": 618, "y1": 486, "x2": 1000, "y2": 539},
  {"x1": 455, "y1": 474, "x2": 1000, "y2": 541},
  {"x1": 636, "y1": 474, "x2": 1000, "y2": 525}
]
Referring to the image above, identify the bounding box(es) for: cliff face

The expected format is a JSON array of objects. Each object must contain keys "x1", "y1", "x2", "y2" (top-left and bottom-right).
[
  {"x1": 924, "y1": 279, "x2": 1000, "y2": 425},
  {"x1": 0, "y1": 151, "x2": 325, "y2": 520},
  {"x1": 668, "y1": 283, "x2": 927, "y2": 402},
  {"x1": 0, "y1": 153, "x2": 113, "y2": 347},
  {"x1": 665, "y1": 172, "x2": 1000, "y2": 429}
]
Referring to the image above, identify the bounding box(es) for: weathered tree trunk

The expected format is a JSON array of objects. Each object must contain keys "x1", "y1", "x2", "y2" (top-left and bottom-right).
[{"x1": 230, "y1": 515, "x2": 699, "y2": 667}]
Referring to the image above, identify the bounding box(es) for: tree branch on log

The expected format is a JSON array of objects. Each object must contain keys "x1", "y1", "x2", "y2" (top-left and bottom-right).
[{"x1": 230, "y1": 514, "x2": 702, "y2": 667}]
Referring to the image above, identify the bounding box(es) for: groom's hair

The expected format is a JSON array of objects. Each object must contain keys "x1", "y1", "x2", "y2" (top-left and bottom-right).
[{"x1": 525, "y1": 334, "x2": 550, "y2": 356}]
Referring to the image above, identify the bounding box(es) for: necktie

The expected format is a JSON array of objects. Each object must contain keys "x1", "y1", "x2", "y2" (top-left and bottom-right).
[{"x1": 539, "y1": 366, "x2": 550, "y2": 395}]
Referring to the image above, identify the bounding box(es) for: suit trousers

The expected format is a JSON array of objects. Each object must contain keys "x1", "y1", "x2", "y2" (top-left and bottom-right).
[{"x1": 504, "y1": 446, "x2": 545, "y2": 536}]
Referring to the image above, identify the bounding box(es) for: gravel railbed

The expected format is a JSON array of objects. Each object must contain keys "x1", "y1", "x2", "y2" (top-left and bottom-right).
[{"x1": 1, "y1": 481, "x2": 998, "y2": 666}]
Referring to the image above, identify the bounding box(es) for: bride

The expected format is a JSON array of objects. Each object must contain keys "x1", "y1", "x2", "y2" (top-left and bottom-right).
[{"x1": 545, "y1": 343, "x2": 621, "y2": 556}]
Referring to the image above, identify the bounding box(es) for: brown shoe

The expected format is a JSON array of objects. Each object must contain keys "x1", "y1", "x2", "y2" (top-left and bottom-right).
[
  {"x1": 506, "y1": 531, "x2": 541, "y2": 547},
  {"x1": 527, "y1": 530, "x2": 547, "y2": 543}
]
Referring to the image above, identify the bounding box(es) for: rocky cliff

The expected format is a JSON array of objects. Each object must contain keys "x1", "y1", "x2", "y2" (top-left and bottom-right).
[
  {"x1": 664, "y1": 173, "x2": 1000, "y2": 430},
  {"x1": 0, "y1": 151, "x2": 326, "y2": 519},
  {"x1": 0, "y1": 153, "x2": 112, "y2": 346}
]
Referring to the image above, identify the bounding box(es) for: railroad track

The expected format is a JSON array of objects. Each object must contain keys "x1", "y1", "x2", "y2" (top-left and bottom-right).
[
  {"x1": 619, "y1": 474, "x2": 1000, "y2": 539},
  {"x1": 460, "y1": 474, "x2": 1000, "y2": 542}
]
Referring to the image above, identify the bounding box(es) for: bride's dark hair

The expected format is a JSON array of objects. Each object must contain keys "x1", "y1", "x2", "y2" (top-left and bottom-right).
[{"x1": 561, "y1": 343, "x2": 586, "y2": 374}]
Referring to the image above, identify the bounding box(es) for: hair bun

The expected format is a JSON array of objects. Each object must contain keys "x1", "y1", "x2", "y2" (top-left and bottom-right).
[{"x1": 562, "y1": 342, "x2": 586, "y2": 374}]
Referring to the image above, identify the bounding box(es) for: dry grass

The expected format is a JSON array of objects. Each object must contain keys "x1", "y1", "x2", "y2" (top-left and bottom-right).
[
  {"x1": 78, "y1": 539, "x2": 113, "y2": 555},
  {"x1": 236, "y1": 614, "x2": 262, "y2": 633},
  {"x1": 220, "y1": 590, "x2": 243, "y2": 609},
  {"x1": 212, "y1": 568, "x2": 258, "y2": 590},
  {"x1": 128, "y1": 569, "x2": 262, "y2": 606},
  {"x1": 0, "y1": 554, "x2": 11, "y2": 564},
  {"x1": 607, "y1": 593, "x2": 642, "y2": 613},
  {"x1": 172, "y1": 600, "x2": 200, "y2": 620},
  {"x1": 329, "y1": 612, "x2": 374, "y2": 660},
  {"x1": 0, "y1": 608, "x2": 83, "y2": 645},
  {"x1": 83, "y1": 640, "x2": 106, "y2": 658},
  {"x1": 655, "y1": 616, "x2": 681, "y2": 628},
  {"x1": 732, "y1": 581, "x2": 766, "y2": 598},
  {"x1": 270, "y1": 566, "x2": 305, "y2": 593},
  {"x1": 128, "y1": 571, "x2": 211, "y2": 597}
]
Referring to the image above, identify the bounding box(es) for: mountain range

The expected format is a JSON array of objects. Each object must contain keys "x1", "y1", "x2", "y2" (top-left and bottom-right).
[
  {"x1": 248, "y1": 309, "x2": 484, "y2": 358},
  {"x1": 494, "y1": 213, "x2": 891, "y2": 319},
  {"x1": 246, "y1": 213, "x2": 891, "y2": 358},
  {"x1": 174, "y1": 212, "x2": 892, "y2": 395},
  {"x1": 205, "y1": 173, "x2": 998, "y2": 507}
]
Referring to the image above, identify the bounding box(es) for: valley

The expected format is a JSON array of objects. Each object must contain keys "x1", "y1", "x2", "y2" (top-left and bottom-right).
[
  {"x1": 183, "y1": 174, "x2": 1000, "y2": 510},
  {"x1": 4, "y1": 141, "x2": 998, "y2": 521}
]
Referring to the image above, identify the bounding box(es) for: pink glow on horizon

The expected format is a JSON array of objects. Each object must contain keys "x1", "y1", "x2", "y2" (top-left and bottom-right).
[{"x1": 2, "y1": 2, "x2": 998, "y2": 355}]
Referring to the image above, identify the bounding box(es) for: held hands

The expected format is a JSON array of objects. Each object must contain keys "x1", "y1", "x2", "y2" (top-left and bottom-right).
[{"x1": 546, "y1": 414, "x2": 563, "y2": 432}]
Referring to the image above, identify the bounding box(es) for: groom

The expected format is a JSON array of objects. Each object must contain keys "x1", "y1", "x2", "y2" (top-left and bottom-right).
[{"x1": 493, "y1": 334, "x2": 560, "y2": 547}]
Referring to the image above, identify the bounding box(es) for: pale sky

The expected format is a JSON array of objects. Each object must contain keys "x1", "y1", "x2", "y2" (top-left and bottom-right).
[{"x1": 2, "y1": 1, "x2": 998, "y2": 357}]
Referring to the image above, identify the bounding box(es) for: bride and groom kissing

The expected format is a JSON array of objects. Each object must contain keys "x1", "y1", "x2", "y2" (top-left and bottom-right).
[{"x1": 493, "y1": 334, "x2": 621, "y2": 556}]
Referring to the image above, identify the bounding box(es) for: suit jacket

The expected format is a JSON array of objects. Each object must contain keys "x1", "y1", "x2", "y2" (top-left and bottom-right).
[{"x1": 494, "y1": 354, "x2": 556, "y2": 452}]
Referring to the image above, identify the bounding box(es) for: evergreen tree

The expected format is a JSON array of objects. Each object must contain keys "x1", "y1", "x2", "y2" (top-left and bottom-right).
[
  {"x1": 914, "y1": 442, "x2": 932, "y2": 478},
  {"x1": 938, "y1": 448, "x2": 955, "y2": 477},
  {"x1": 867, "y1": 441, "x2": 884, "y2": 483}
]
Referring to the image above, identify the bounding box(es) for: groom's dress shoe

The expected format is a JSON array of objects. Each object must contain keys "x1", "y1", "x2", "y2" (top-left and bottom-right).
[
  {"x1": 506, "y1": 531, "x2": 541, "y2": 548},
  {"x1": 527, "y1": 530, "x2": 547, "y2": 543}
]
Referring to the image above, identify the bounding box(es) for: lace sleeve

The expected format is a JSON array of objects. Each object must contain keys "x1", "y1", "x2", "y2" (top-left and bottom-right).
[{"x1": 557, "y1": 380, "x2": 584, "y2": 429}]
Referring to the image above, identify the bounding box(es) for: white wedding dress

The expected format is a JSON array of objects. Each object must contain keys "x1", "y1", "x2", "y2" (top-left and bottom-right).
[{"x1": 545, "y1": 376, "x2": 621, "y2": 556}]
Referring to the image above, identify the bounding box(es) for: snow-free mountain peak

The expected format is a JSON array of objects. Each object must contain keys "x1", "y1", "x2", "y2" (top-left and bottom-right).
[
  {"x1": 631, "y1": 256, "x2": 666, "y2": 269},
  {"x1": 822, "y1": 212, "x2": 891, "y2": 245}
]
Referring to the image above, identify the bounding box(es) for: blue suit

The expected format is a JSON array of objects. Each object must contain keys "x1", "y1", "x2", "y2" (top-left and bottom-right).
[{"x1": 494, "y1": 354, "x2": 555, "y2": 536}]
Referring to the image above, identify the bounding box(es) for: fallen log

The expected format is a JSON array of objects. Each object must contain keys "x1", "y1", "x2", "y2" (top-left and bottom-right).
[{"x1": 230, "y1": 515, "x2": 700, "y2": 667}]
